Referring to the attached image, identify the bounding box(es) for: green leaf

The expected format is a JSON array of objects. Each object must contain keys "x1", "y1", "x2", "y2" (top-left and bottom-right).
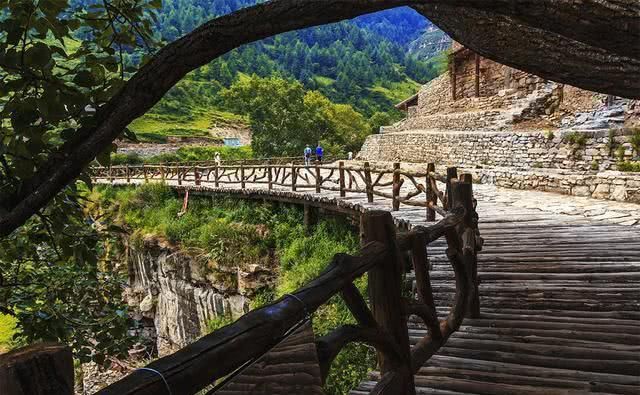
[{"x1": 25, "y1": 43, "x2": 52, "y2": 68}]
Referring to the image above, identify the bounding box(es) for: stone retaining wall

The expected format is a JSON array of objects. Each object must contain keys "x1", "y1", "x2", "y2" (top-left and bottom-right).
[
  {"x1": 358, "y1": 129, "x2": 637, "y2": 172},
  {"x1": 463, "y1": 166, "x2": 640, "y2": 204}
]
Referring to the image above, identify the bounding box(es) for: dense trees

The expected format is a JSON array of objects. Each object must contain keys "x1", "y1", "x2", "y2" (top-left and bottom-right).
[
  {"x1": 221, "y1": 75, "x2": 370, "y2": 156},
  {"x1": 142, "y1": 0, "x2": 440, "y2": 116}
]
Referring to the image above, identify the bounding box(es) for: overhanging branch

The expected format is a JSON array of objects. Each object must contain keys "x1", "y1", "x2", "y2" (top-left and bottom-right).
[{"x1": 1, "y1": 0, "x2": 638, "y2": 236}]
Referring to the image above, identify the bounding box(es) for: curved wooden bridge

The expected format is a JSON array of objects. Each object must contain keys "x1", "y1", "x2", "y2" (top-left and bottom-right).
[{"x1": 92, "y1": 160, "x2": 640, "y2": 395}]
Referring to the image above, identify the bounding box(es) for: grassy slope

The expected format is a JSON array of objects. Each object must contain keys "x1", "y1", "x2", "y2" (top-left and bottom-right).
[
  {"x1": 0, "y1": 314, "x2": 17, "y2": 353},
  {"x1": 369, "y1": 78, "x2": 422, "y2": 104},
  {"x1": 129, "y1": 108, "x2": 247, "y2": 143},
  {"x1": 93, "y1": 184, "x2": 374, "y2": 394}
]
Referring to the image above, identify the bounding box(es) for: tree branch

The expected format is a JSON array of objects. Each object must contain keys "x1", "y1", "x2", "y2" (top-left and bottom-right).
[{"x1": 1, "y1": 0, "x2": 638, "y2": 236}]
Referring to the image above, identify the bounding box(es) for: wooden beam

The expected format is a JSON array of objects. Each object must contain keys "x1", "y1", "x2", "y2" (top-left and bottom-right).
[
  {"x1": 475, "y1": 53, "x2": 481, "y2": 97},
  {"x1": 362, "y1": 211, "x2": 415, "y2": 395},
  {"x1": 451, "y1": 56, "x2": 457, "y2": 101},
  {"x1": 98, "y1": 240, "x2": 389, "y2": 395},
  {"x1": 0, "y1": 343, "x2": 74, "y2": 395}
]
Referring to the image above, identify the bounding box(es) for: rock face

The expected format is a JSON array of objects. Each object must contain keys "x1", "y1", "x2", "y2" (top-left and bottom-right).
[{"x1": 124, "y1": 235, "x2": 275, "y2": 355}]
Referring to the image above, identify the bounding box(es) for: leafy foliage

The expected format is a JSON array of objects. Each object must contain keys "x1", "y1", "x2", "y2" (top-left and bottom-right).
[
  {"x1": 618, "y1": 161, "x2": 640, "y2": 172},
  {"x1": 222, "y1": 75, "x2": 370, "y2": 156},
  {"x1": 0, "y1": 184, "x2": 134, "y2": 364},
  {"x1": 98, "y1": 185, "x2": 374, "y2": 394},
  {"x1": 0, "y1": 0, "x2": 158, "y2": 365},
  {"x1": 111, "y1": 145, "x2": 253, "y2": 165}
]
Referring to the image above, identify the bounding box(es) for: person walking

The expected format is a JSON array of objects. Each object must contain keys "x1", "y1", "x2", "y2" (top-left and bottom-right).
[
  {"x1": 304, "y1": 144, "x2": 312, "y2": 166},
  {"x1": 315, "y1": 143, "x2": 324, "y2": 163},
  {"x1": 214, "y1": 152, "x2": 221, "y2": 166}
]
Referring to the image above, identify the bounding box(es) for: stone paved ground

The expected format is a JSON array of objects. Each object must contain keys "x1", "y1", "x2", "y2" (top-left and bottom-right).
[
  {"x1": 473, "y1": 183, "x2": 640, "y2": 228},
  {"x1": 361, "y1": 160, "x2": 640, "y2": 228}
]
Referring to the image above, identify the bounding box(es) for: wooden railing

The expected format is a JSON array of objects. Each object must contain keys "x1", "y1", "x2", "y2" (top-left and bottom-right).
[
  {"x1": 92, "y1": 160, "x2": 458, "y2": 221},
  {"x1": 139, "y1": 154, "x2": 343, "y2": 168},
  {"x1": 86, "y1": 162, "x2": 481, "y2": 395},
  {"x1": 3, "y1": 161, "x2": 480, "y2": 394}
]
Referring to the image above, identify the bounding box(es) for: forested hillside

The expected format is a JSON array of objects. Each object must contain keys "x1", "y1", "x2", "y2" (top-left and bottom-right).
[
  {"x1": 70, "y1": 0, "x2": 449, "y2": 156},
  {"x1": 150, "y1": 1, "x2": 443, "y2": 113}
]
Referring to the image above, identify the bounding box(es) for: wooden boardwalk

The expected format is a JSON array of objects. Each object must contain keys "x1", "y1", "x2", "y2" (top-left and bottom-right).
[
  {"x1": 97, "y1": 166, "x2": 640, "y2": 394},
  {"x1": 354, "y1": 201, "x2": 640, "y2": 395}
]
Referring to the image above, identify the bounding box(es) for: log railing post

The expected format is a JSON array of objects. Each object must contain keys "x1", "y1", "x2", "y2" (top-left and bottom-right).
[
  {"x1": 426, "y1": 163, "x2": 436, "y2": 221},
  {"x1": 459, "y1": 173, "x2": 480, "y2": 318},
  {"x1": 268, "y1": 165, "x2": 273, "y2": 190},
  {"x1": 195, "y1": 166, "x2": 201, "y2": 186},
  {"x1": 315, "y1": 163, "x2": 321, "y2": 193},
  {"x1": 339, "y1": 161, "x2": 346, "y2": 197},
  {"x1": 214, "y1": 164, "x2": 219, "y2": 188},
  {"x1": 125, "y1": 165, "x2": 130, "y2": 183},
  {"x1": 364, "y1": 161, "x2": 373, "y2": 203},
  {"x1": 291, "y1": 164, "x2": 297, "y2": 191},
  {"x1": 177, "y1": 166, "x2": 182, "y2": 186},
  {"x1": 392, "y1": 162, "x2": 401, "y2": 211},
  {"x1": 143, "y1": 165, "x2": 148, "y2": 183},
  {"x1": 445, "y1": 167, "x2": 458, "y2": 210},
  {"x1": 108, "y1": 166, "x2": 113, "y2": 183},
  {"x1": 362, "y1": 211, "x2": 415, "y2": 395},
  {"x1": 240, "y1": 164, "x2": 245, "y2": 189},
  {"x1": 160, "y1": 166, "x2": 165, "y2": 182},
  {"x1": 0, "y1": 343, "x2": 74, "y2": 395}
]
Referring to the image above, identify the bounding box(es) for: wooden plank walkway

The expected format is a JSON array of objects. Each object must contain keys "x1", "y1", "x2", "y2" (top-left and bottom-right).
[
  {"x1": 353, "y1": 201, "x2": 640, "y2": 395},
  {"x1": 98, "y1": 171, "x2": 640, "y2": 394}
]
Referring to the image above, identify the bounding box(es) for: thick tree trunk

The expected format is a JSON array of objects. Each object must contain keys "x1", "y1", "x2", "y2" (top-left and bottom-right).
[
  {"x1": 414, "y1": 1, "x2": 639, "y2": 97},
  {"x1": 1, "y1": 0, "x2": 638, "y2": 236}
]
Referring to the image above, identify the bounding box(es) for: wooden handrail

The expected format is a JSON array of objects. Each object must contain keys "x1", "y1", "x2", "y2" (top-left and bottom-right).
[
  {"x1": 94, "y1": 184, "x2": 478, "y2": 394},
  {"x1": 91, "y1": 161, "x2": 453, "y2": 223},
  {"x1": 87, "y1": 159, "x2": 481, "y2": 394},
  {"x1": 99, "y1": 239, "x2": 389, "y2": 395}
]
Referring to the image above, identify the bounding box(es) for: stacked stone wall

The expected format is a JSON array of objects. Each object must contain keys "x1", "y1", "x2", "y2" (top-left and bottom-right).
[
  {"x1": 465, "y1": 167, "x2": 640, "y2": 204},
  {"x1": 358, "y1": 129, "x2": 637, "y2": 172}
]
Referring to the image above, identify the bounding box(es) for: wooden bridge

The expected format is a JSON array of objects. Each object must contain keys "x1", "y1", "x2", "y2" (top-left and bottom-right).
[{"x1": 4, "y1": 159, "x2": 638, "y2": 394}]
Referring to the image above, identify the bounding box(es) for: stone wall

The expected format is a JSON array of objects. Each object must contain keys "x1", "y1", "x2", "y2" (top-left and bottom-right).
[
  {"x1": 124, "y1": 235, "x2": 275, "y2": 355},
  {"x1": 358, "y1": 129, "x2": 637, "y2": 172},
  {"x1": 452, "y1": 50, "x2": 545, "y2": 100},
  {"x1": 465, "y1": 166, "x2": 640, "y2": 204}
]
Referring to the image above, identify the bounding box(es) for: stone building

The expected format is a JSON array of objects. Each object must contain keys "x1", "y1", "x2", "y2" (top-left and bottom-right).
[
  {"x1": 358, "y1": 43, "x2": 640, "y2": 203},
  {"x1": 390, "y1": 42, "x2": 629, "y2": 132}
]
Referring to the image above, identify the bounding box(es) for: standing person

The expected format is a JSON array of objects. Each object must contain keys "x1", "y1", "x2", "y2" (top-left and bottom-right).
[
  {"x1": 214, "y1": 151, "x2": 221, "y2": 166},
  {"x1": 304, "y1": 144, "x2": 312, "y2": 166},
  {"x1": 348, "y1": 151, "x2": 353, "y2": 160},
  {"x1": 315, "y1": 143, "x2": 324, "y2": 163}
]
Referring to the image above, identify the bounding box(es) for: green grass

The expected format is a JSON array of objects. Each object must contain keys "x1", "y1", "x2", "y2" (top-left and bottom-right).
[
  {"x1": 369, "y1": 79, "x2": 421, "y2": 104},
  {"x1": 0, "y1": 314, "x2": 18, "y2": 353},
  {"x1": 129, "y1": 108, "x2": 247, "y2": 143},
  {"x1": 91, "y1": 185, "x2": 374, "y2": 394},
  {"x1": 314, "y1": 76, "x2": 335, "y2": 87},
  {"x1": 618, "y1": 161, "x2": 640, "y2": 172}
]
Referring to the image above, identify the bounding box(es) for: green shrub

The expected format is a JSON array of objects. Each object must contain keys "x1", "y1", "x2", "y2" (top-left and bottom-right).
[
  {"x1": 544, "y1": 130, "x2": 555, "y2": 140},
  {"x1": 205, "y1": 313, "x2": 234, "y2": 334},
  {"x1": 617, "y1": 145, "x2": 627, "y2": 161},
  {"x1": 565, "y1": 132, "x2": 588, "y2": 146},
  {"x1": 110, "y1": 152, "x2": 144, "y2": 165},
  {"x1": 144, "y1": 146, "x2": 253, "y2": 164},
  {"x1": 591, "y1": 160, "x2": 599, "y2": 171},
  {"x1": 618, "y1": 161, "x2": 640, "y2": 172},
  {"x1": 606, "y1": 129, "x2": 618, "y2": 156},
  {"x1": 0, "y1": 314, "x2": 18, "y2": 352},
  {"x1": 630, "y1": 128, "x2": 640, "y2": 156},
  {"x1": 565, "y1": 132, "x2": 588, "y2": 158},
  {"x1": 531, "y1": 162, "x2": 543, "y2": 168},
  {"x1": 92, "y1": 188, "x2": 372, "y2": 394}
]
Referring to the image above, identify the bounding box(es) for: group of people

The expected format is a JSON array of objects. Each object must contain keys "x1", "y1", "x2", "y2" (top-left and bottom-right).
[{"x1": 303, "y1": 144, "x2": 324, "y2": 166}]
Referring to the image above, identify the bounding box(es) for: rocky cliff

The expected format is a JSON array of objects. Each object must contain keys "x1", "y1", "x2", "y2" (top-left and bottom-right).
[{"x1": 123, "y1": 235, "x2": 275, "y2": 355}]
